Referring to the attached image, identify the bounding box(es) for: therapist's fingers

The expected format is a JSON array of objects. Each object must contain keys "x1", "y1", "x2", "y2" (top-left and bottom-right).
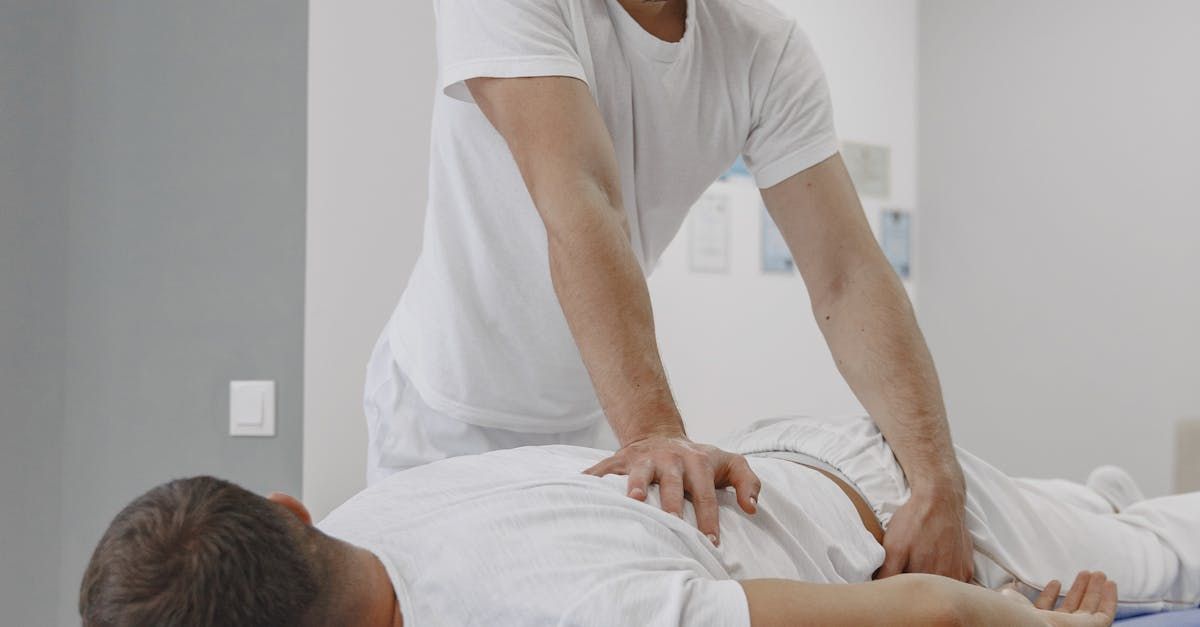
[
  {"x1": 625, "y1": 459, "x2": 654, "y2": 501},
  {"x1": 683, "y1": 457, "x2": 721, "y2": 545},
  {"x1": 875, "y1": 527, "x2": 910, "y2": 580},
  {"x1": 582, "y1": 456, "x2": 621, "y2": 477},
  {"x1": 875, "y1": 548, "x2": 907, "y2": 579},
  {"x1": 657, "y1": 463, "x2": 686, "y2": 519},
  {"x1": 1034, "y1": 580, "x2": 1062, "y2": 610},
  {"x1": 718, "y1": 454, "x2": 761, "y2": 514}
]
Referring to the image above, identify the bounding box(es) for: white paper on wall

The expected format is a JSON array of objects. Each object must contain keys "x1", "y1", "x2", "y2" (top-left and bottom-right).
[
  {"x1": 880, "y1": 208, "x2": 911, "y2": 280},
  {"x1": 688, "y1": 191, "x2": 732, "y2": 273},
  {"x1": 842, "y1": 141, "x2": 891, "y2": 198}
]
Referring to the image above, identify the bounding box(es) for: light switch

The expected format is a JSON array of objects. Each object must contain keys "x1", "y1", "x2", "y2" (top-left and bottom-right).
[{"x1": 230, "y1": 381, "x2": 275, "y2": 437}]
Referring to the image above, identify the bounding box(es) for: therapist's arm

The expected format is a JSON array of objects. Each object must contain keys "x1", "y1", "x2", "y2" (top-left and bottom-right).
[
  {"x1": 465, "y1": 75, "x2": 760, "y2": 544},
  {"x1": 761, "y1": 153, "x2": 972, "y2": 581},
  {"x1": 741, "y1": 572, "x2": 1116, "y2": 627}
]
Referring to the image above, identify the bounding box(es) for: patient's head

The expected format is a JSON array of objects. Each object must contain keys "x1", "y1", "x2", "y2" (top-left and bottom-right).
[{"x1": 79, "y1": 477, "x2": 399, "y2": 627}]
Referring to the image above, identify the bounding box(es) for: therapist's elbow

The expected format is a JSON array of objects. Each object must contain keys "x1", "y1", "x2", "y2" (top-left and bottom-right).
[{"x1": 539, "y1": 200, "x2": 632, "y2": 248}]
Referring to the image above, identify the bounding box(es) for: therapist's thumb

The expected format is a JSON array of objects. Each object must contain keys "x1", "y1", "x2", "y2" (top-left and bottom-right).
[{"x1": 875, "y1": 543, "x2": 908, "y2": 580}]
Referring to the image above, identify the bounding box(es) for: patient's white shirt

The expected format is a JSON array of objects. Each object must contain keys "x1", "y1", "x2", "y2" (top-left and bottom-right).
[
  {"x1": 385, "y1": 0, "x2": 838, "y2": 432},
  {"x1": 318, "y1": 446, "x2": 883, "y2": 627}
]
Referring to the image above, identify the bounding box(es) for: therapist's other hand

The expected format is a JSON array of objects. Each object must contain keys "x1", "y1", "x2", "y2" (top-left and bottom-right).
[
  {"x1": 877, "y1": 480, "x2": 974, "y2": 582},
  {"x1": 583, "y1": 435, "x2": 761, "y2": 546}
]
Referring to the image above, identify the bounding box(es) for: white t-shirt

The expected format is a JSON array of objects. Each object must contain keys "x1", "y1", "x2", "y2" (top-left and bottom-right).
[
  {"x1": 318, "y1": 446, "x2": 883, "y2": 627},
  {"x1": 387, "y1": 0, "x2": 839, "y2": 431}
]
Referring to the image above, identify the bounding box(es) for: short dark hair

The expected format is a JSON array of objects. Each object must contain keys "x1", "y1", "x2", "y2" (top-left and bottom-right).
[{"x1": 79, "y1": 476, "x2": 323, "y2": 627}]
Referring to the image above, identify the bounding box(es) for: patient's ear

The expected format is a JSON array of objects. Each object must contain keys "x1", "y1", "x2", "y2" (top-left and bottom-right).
[{"x1": 268, "y1": 492, "x2": 313, "y2": 526}]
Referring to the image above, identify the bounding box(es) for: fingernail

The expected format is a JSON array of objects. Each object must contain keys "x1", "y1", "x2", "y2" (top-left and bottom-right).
[
  {"x1": 707, "y1": 533, "x2": 719, "y2": 546},
  {"x1": 750, "y1": 495, "x2": 758, "y2": 505},
  {"x1": 629, "y1": 488, "x2": 645, "y2": 499}
]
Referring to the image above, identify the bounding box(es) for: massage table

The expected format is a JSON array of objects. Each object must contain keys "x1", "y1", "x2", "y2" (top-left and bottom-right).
[{"x1": 1116, "y1": 609, "x2": 1200, "y2": 625}]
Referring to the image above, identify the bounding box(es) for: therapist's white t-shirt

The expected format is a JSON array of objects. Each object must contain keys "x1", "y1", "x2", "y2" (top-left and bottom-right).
[
  {"x1": 318, "y1": 446, "x2": 883, "y2": 627},
  {"x1": 387, "y1": 0, "x2": 839, "y2": 431}
]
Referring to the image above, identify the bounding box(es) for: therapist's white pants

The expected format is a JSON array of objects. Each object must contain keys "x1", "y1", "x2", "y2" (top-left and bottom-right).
[
  {"x1": 363, "y1": 334, "x2": 619, "y2": 486},
  {"x1": 723, "y1": 416, "x2": 1200, "y2": 619}
]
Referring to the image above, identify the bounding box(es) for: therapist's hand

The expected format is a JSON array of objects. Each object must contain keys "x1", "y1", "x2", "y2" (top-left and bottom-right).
[
  {"x1": 583, "y1": 435, "x2": 761, "y2": 546},
  {"x1": 877, "y1": 479, "x2": 974, "y2": 582}
]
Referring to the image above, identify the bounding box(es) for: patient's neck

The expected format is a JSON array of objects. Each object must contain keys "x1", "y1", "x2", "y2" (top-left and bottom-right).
[{"x1": 340, "y1": 544, "x2": 404, "y2": 626}]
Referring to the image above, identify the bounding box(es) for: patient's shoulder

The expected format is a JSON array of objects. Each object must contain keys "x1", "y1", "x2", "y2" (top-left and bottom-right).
[{"x1": 318, "y1": 444, "x2": 611, "y2": 527}]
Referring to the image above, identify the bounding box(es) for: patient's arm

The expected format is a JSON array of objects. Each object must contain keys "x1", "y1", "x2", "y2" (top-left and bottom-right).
[{"x1": 740, "y1": 571, "x2": 1117, "y2": 627}]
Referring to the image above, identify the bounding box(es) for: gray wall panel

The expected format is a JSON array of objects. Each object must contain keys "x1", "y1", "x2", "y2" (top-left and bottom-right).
[
  {"x1": 0, "y1": 1, "x2": 71, "y2": 624},
  {"x1": 57, "y1": 2, "x2": 307, "y2": 622},
  {"x1": 2, "y1": 1, "x2": 307, "y2": 623}
]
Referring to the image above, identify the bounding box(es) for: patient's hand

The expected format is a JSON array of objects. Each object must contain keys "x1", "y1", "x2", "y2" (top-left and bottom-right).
[
  {"x1": 1001, "y1": 572, "x2": 1118, "y2": 627},
  {"x1": 582, "y1": 436, "x2": 761, "y2": 546}
]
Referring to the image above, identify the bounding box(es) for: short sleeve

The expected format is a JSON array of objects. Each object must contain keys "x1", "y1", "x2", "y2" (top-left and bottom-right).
[
  {"x1": 678, "y1": 579, "x2": 751, "y2": 627},
  {"x1": 742, "y1": 25, "x2": 840, "y2": 189},
  {"x1": 561, "y1": 573, "x2": 751, "y2": 627},
  {"x1": 434, "y1": 0, "x2": 588, "y2": 103}
]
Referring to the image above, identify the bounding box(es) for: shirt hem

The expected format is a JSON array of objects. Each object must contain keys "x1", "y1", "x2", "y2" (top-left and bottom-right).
[
  {"x1": 751, "y1": 135, "x2": 841, "y2": 189},
  {"x1": 440, "y1": 56, "x2": 589, "y2": 103},
  {"x1": 705, "y1": 579, "x2": 753, "y2": 627},
  {"x1": 387, "y1": 325, "x2": 607, "y2": 434}
]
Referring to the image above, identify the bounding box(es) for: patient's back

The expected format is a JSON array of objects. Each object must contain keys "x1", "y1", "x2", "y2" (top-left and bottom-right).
[{"x1": 318, "y1": 445, "x2": 883, "y2": 627}]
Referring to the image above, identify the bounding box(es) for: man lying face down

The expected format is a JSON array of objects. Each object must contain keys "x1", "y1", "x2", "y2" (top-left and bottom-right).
[
  {"x1": 79, "y1": 477, "x2": 402, "y2": 627},
  {"x1": 80, "y1": 416, "x2": 1200, "y2": 626}
]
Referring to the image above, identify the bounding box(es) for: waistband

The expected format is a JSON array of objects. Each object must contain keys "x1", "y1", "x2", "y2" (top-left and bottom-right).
[
  {"x1": 721, "y1": 415, "x2": 911, "y2": 528},
  {"x1": 749, "y1": 450, "x2": 871, "y2": 506}
]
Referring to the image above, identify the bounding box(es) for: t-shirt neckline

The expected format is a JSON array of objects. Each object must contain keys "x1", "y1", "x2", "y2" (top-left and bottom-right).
[{"x1": 605, "y1": 0, "x2": 696, "y2": 63}]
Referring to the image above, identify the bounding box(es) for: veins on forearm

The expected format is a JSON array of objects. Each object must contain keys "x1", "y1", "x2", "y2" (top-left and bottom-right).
[
  {"x1": 819, "y1": 266, "x2": 961, "y2": 488},
  {"x1": 545, "y1": 210, "x2": 683, "y2": 445}
]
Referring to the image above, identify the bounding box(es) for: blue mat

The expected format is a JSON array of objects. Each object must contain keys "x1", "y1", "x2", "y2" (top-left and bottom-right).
[{"x1": 1116, "y1": 610, "x2": 1200, "y2": 626}]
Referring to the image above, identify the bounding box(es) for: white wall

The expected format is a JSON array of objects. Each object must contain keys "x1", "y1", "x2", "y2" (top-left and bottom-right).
[
  {"x1": 650, "y1": 0, "x2": 920, "y2": 443},
  {"x1": 305, "y1": 0, "x2": 434, "y2": 518},
  {"x1": 917, "y1": 0, "x2": 1200, "y2": 496},
  {"x1": 305, "y1": 0, "x2": 919, "y2": 515}
]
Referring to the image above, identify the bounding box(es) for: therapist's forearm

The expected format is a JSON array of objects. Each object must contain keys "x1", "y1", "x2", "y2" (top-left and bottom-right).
[
  {"x1": 815, "y1": 258, "x2": 963, "y2": 493},
  {"x1": 544, "y1": 200, "x2": 684, "y2": 445},
  {"x1": 463, "y1": 74, "x2": 683, "y2": 446}
]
